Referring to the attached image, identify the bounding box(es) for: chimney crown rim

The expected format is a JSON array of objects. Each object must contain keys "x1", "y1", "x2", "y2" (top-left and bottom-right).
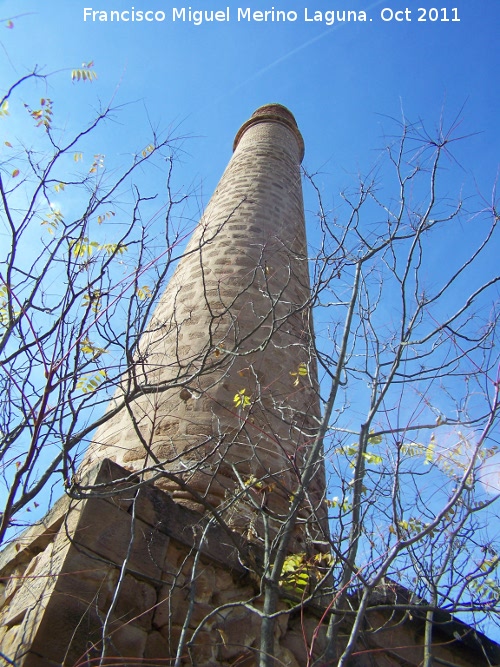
[{"x1": 233, "y1": 103, "x2": 305, "y2": 162}]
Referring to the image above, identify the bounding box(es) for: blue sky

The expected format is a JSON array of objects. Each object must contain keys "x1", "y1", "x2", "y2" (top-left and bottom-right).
[{"x1": 1, "y1": 0, "x2": 498, "y2": 206}]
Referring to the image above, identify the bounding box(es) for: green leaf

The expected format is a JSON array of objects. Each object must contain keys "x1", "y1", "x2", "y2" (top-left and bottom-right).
[
  {"x1": 97, "y1": 210, "x2": 115, "y2": 224},
  {"x1": 89, "y1": 153, "x2": 105, "y2": 173},
  {"x1": 100, "y1": 242, "x2": 127, "y2": 256},
  {"x1": 24, "y1": 98, "x2": 54, "y2": 130},
  {"x1": 368, "y1": 431, "x2": 382, "y2": 445},
  {"x1": 362, "y1": 452, "x2": 383, "y2": 465},
  {"x1": 425, "y1": 437, "x2": 435, "y2": 465}
]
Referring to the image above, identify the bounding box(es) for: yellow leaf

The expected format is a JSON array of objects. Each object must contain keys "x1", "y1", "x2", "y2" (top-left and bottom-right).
[
  {"x1": 97, "y1": 210, "x2": 115, "y2": 224},
  {"x1": 80, "y1": 337, "x2": 107, "y2": 357},
  {"x1": 77, "y1": 369, "x2": 107, "y2": 393},
  {"x1": 290, "y1": 362, "x2": 308, "y2": 381},
  {"x1": 4, "y1": 141, "x2": 12, "y2": 147},
  {"x1": 136, "y1": 285, "x2": 152, "y2": 300},
  {"x1": 74, "y1": 152, "x2": 83, "y2": 162},
  {"x1": 72, "y1": 68, "x2": 97, "y2": 83},
  {"x1": 11, "y1": 168, "x2": 19, "y2": 178},
  {"x1": 141, "y1": 144, "x2": 155, "y2": 157},
  {"x1": 234, "y1": 389, "x2": 251, "y2": 408}
]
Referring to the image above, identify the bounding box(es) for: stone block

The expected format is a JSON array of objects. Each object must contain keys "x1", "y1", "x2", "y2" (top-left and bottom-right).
[
  {"x1": 280, "y1": 630, "x2": 309, "y2": 666},
  {"x1": 212, "y1": 584, "x2": 256, "y2": 606},
  {"x1": 13, "y1": 652, "x2": 58, "y2": 667},
  {"x1": 54, "y1": 547, "x2": 118, "y2": 610},
  {"x1": 214, "y1": 567, "x2": 233, "y2": 591},
  {"x1": 192, "y1": 564, "x2": 216, "y2": 603},
  {"x1": 111, "y1": 573, "x2": 157, "y2": 630},
  {"x1": 188, "y1": 629, "x2": 218, "y2": 665},
  {"x1": 107, "y1": 621, "x2": 149, "y2": 661},
  {"x1": 289, "y1": 613, "x2": 327, "y2": 654},
  {"x1": 122, "y1": 445, "x2": 148, "y2": 463},
  {"x1": 144, "y1": 629, "x2": 170, "y2": 659},
  {"x1": 217, "y1": 612, "x2": 260, "y2": 656},
  {"x1": 2, "y1": 541, "x2": 61, "y2": 628},
  {"x1": 0, "y1": 624, "x2": 27, "y2": 663},
  {"x1": 276, "y1": 645, "x2": 302, "y2": 667},
  {"x1": 154, "y1": 582, "x2": 188, "y2": 629},
  {"x1": 158, "y1": 622, "x2": 183, "y2": 655},
  {"x1": 0, "y1": 495, "x2": 68, "y2": 575},
  {"x1": 188, "y1": 600, "x2": 215, "y2": 629},
  {"x1": 2, "y1": 563, "x2": 29, "y2": 607},
  {"x1": 223, "y1": 650, "x2": 257, "y2": 667},
  {"x1": 68, "y1": 497, "x2": 169, "y2": 582},
  {"x1": 24, "y1": 594, "x2": 103, "y2": 667}
]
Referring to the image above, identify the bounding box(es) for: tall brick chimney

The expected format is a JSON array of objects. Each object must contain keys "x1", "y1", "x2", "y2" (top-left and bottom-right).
[
  {"x1": 82, "y1": 104, "x2": 326, "y2": 543},
  {"x1": 5, "y1": 106, "x2": 499, "y2": 667}
]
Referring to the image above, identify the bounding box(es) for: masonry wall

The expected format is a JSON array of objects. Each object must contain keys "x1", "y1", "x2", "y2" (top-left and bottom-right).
[
  {"x1": 0, "y1": 460, "x2": 325, "y2": 667},
  {"x1": 1, "y1": 460, "x2": 495, "y2": 667}
]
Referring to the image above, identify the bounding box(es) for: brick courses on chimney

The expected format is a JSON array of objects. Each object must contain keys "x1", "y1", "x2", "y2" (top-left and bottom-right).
[{"x1": 81, "y1": 103, "x2": 327, "y2": 546}]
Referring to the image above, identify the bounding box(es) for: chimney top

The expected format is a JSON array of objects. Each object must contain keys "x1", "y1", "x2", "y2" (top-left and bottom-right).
[{"x1": 233, "y1": 103, "x2": 305, "y2": 162}]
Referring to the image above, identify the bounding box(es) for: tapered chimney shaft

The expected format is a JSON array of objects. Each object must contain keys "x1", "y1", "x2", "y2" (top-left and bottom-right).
[{"x1": 83, "y1": 104, "x2": 326, "y2": 542}]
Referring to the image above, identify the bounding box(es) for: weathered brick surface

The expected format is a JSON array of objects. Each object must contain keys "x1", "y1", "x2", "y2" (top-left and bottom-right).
[{"x1": 81, "y1": 105, "x2": 327, "y2": 548}]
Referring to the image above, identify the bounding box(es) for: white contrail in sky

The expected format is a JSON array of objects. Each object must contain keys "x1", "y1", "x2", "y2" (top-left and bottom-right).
[{"x1": 215, "y1": 0, "x2": 387, "y2": 101}]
